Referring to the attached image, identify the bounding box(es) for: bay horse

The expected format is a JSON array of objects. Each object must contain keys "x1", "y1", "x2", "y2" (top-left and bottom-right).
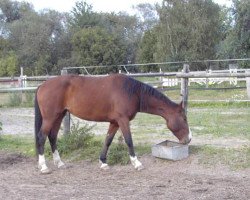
[{"x1": 35, "y1": 74, "x2": 191, "y2": 174}]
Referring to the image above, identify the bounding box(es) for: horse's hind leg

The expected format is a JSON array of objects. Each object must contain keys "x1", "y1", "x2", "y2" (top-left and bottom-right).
[
  {"x1": 118, "y1": 118, "x2": 144, "y2": 171},
  {"x1": 48, "y1": 116, "x2": 65, "y2": 169},
  {"x1": 37, "y1": 121, "x2": 52, "y2": 174},
  {"x1": 99, "y1": 122, "x2": 119, "y2": 169}
]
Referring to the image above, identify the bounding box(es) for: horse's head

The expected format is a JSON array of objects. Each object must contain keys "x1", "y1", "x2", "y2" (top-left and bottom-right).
[{"x1": 165, "y1": 102, "x2": 192, "y2": 144}]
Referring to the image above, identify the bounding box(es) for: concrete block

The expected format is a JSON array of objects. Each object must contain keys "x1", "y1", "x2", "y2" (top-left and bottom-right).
[{"x1": 152, "y1": 140, "x2": 189, "y2": 161}]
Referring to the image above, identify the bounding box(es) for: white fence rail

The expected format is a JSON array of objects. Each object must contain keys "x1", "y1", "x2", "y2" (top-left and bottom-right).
[
  {"x1": 0, "y1": 68, "x2": 250, "y2": 91},
  {"x1": 1, "y1": 65, "x2": 250, "y2": 134}
]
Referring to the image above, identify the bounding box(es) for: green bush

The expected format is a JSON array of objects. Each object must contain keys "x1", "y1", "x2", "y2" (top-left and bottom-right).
[
  {"x1": 57, "y1": 122, "x2": 96, "y2": 155},
  {"x1": 8, "y1": 92, "x2": 22, "y2": 107},
  {"x1": 22, "y1": 91, "x2": 35, "y2": 107},
  {"x1": 108, "y1": 143, "x2": 130, "y2": 165},
  {"x1": 7, "y1": 91, "x2": 35, "y2": 107}
]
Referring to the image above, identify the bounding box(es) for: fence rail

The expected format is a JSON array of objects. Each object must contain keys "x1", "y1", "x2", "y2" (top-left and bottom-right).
[
  {"x1": 1, "y1": 64, "x2": 250, "y2": 134},
  {"x1": 1, "y1": 69, "x2": 250, "y2": 92}
]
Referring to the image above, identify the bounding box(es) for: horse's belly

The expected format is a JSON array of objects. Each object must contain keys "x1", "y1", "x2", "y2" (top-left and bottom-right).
[{"x1": 68, "y1": 102, "x2": 112, "y2": 122}]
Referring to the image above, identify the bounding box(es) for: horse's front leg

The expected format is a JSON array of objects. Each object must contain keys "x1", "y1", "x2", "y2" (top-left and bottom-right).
[
  {"x1": 118, "y1": 118, "x2": 144, "y2": 171},
  {"x1": 48, "y1": 134, "x2": 65, "y2": 169},
  {"x1": 99, "y1": 122, "x2": 119, "y2": 170}
]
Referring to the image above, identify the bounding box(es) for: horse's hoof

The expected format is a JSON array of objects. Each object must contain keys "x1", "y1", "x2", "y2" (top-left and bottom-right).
[
  {"x1": 100, "y1": 163, "x2": 110, "y2": 170},
  {"x1": 40, "y1": 168, "x2": 52, "y2": 174},
  {"x1": 57, "y1": 162, "x2": 66, "y2": 169},
  {"x1": 136, "y1": 165, "x2": 145, "y2": 171},
  {"x1": 58, "y1": 164, "x2": 68, "y2": 170}
]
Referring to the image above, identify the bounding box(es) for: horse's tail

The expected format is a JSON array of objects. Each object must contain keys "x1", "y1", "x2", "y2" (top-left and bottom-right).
[{"x1": 34, "y1": 88, "x2": 42, "y2": 156}]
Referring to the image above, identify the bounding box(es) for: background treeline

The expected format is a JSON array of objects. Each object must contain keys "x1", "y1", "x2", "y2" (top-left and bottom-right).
[{"x1": 0, "y1": 0, "x2": 249, "y2": 76}]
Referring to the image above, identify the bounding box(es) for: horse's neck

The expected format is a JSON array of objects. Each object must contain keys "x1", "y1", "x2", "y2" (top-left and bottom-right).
[{"x1": 139, "y1": 95, "x2": 174, "y2": 118}]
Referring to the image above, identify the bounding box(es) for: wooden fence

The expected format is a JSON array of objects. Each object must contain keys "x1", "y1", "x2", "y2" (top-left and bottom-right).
[{"x1": 1, "y1": 64, "x2": 250, "y2": 134}]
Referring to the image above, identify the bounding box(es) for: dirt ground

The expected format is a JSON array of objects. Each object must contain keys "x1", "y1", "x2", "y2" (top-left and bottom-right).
[
  {"x1": 0, "y1": 108, "x2": 250, "y2": 200},
  {"x1": 0, "y1": 151, "x2": 249, "y2": 200}
]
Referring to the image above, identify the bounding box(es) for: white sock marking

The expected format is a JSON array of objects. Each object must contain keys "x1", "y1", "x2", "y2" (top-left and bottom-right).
[
  {"x1": 53, "y1": 150, "x2": 65, "y2": 168},
  {"x1": 38, "y1": 154, "x2": 49, "y2": 172},
  {"x1": 130, "y1": 156, "x2": 143, "y2": 169}
]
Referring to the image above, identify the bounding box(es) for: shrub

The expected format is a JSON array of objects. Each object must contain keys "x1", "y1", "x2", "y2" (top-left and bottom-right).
[
  {"x1": 57, "y1": 122, "x2": 95, "y2": 155},
  {"x1": 8, "y1": 92, "x2": 22, "y2": 107},
  {"x1": 7, "y1": 91, "x2": 35, "y2": 107},
  {"x1": 108, "y1": 143, "x2": 130, "y2": 165}
]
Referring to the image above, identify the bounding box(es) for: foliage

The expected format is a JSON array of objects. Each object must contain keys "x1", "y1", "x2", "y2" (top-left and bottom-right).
[
  {"x1": 0, "y1": 135, "x2": 35, "y2": 156},
  {"x1": 0, "y1": 0, "x2": 249, "y2": 75},
  {"x1": 108, "y1": 143, "x2": 130, "y2": 165},
  {"x1": 217, "y1": 0, "x2": 250, "y2": 67},
  {"x1": 0, "y1": 51, "x2": 18, "y2": 76},
  {"x1": 155, "y1": 0, "x2": 222, "y2": 66},
  {"x1": 71, "y1": 27, "x2": 126, "y2": 74},
  {"x1": 136, "y1": 29, "x2": 158, "y2": 72},
  {"x1": 69, "y1": 0, "x2": 100, "y2": 29},
  {"x1": 57, "y1": 122, "x2": 96, "y2": 155},
  {"x1": 8, "y1": 92, "x2": 22, "y2": 107},
  {"x1": 7, "y1": 91, "x2": 34, "y2": 107}
]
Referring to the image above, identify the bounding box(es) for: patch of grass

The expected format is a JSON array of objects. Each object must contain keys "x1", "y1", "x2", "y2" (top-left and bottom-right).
[
  {"x1": 188, "y1": 107, "x2": 250, "y2": 139},
  {"x1": 6, "y1": 91, "x2": 35, "y2": 107},
  {"x1": 163, "y1": 87, "x2": 248, "y2": 102},
  {"x1": 190, "y1": 145, "x2": 250, "y2": 169},
  {"x1": 189, "y1": 101, "x2": 250, "y2": 108},
  {"x1": 22, "y1": 91, "x2": 35, "y2": 107},
  {"x1": 0, "y1": 135, "x2": 35, "y2": 156},
  {"x1": 8, "y1": 92, "x2": 22, "y2": 107}
]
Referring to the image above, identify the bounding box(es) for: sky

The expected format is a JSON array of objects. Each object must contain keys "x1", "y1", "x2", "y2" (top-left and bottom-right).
[{"x1": 16, "y1": 0, "x2": 233, "y2": 14}]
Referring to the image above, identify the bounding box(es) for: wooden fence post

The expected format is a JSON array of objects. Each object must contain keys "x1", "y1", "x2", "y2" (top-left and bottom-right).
[
  {"x1": 61, "y1": 69, "x2": 70, "y2": 134},
  {"x1": 181, "y1": 64, "x2": 190, "y2": 114},
  {"x1": 247, "y1": 70, "x2": 250, "y2": 99}
]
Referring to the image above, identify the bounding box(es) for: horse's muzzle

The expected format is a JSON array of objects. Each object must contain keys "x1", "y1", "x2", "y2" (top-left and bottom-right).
[{"x1": 180, "y1": 128, "x2": 192, "y2": 144}]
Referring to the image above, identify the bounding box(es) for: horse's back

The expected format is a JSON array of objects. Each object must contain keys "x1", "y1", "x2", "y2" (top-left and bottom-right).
[{"x1": 37, "y1": 74, "x2": 136, "y2": 122}]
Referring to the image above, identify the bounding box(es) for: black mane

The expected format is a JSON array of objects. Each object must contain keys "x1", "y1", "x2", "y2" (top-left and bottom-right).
[{"x1": 123, "y1": 76, "x2": 177, "y2": 111}]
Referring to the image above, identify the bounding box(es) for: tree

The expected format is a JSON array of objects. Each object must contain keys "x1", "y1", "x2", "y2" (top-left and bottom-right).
[
  {"x1": 155, "y1": 0, "x2": 222, "y2": 68},
  {"x1": 0, "y1": 35, "x2": 18, "y2": 76},
  {"x1": 103, "y1": 12, "x2": 142, "y2": 65},
  {"x1": 71, "y1": 27, "x2": 126, "y2": 74},
  {"x1": 136, "y1": 29, "x2": 158, "y2": 72},
  {"x1": 0, "y1": 51, "x2": 17, "y2": 76},
  {"x1": 233, "y1": 0, "x2": 250, "y2": 59},
  {"x1": 216, "y1": 0, "x2": 249, "y2": 67},
  {"x1": 0, "y1": 0, "x2": 33, "y2": 36},
  {"x1": 134, "y1": 3, "x2": 159, "y2": 32},
  {"x1": 69, "y1": 0, "x2": 100, "y2": 29},
  {"x1": 7, "y1": 7, "x2": 70, "y2": 75},
  {"x1": 68, "y1": 1, "x2": 142, "y2": 68},
  {"x1": 134, "y1": 3, "x2": 159, "y2": 72}
]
